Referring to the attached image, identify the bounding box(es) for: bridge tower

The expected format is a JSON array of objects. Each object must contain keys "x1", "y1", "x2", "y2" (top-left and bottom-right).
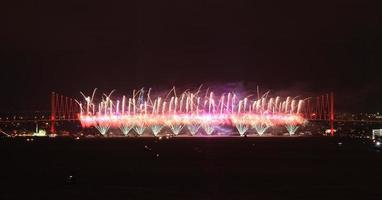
[
  {"x1": 51, "y1": 92, "x2": 56, "y2": 133},
  {"x1": 330, "y1": 92, "x2": 334, "y2": 136},
  {"x1": 50, "y1": 92, "x2": 80, "y2": 134}
]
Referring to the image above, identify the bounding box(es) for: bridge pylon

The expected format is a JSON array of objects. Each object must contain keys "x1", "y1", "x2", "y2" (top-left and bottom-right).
[{"x1": 50, "y1": 92, "x2": 79, "y2": 134}]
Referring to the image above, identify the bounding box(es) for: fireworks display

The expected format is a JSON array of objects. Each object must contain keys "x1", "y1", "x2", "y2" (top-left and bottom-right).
[{"x1": 78, "y1": 87, "x2": 307, "y2": 136}]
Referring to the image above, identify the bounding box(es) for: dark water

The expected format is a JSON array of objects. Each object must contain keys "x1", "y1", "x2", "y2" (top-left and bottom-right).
[{"x1": 1, "y1": 137, "x2": 382, "y2": 200}]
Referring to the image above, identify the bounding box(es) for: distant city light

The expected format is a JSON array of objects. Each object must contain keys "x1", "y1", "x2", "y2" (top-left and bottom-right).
[{"x1": 33, "y1": 129, "x2": 47, "y2": 137}]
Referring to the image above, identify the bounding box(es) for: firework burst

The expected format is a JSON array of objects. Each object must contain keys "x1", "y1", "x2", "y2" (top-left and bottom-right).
[{"x1": 78, "y1": 87, "x2": 307, "y2": 136}]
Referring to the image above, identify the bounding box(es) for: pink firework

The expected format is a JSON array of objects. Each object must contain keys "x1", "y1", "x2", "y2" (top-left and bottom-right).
[{"x1": 78, "y1": 87, "x2": 307, "y2": 136}]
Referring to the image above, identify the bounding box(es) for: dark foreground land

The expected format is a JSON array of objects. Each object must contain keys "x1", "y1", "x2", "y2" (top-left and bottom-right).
[{"x1": 1, "y1": 136, "x2": 382, "y2": 200}]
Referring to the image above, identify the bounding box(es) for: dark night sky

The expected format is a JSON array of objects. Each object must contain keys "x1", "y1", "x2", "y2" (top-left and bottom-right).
[{"x1": 0, "y1": 0, "x2": 380, "y2": 113}]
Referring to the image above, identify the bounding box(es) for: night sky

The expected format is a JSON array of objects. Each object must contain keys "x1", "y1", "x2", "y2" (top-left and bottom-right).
[{"x1": 1, "y1": 0, "x2": 380, "y2": 113}]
